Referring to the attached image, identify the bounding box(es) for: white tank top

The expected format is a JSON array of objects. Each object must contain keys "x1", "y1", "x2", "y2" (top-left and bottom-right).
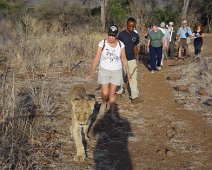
[{"x1": 98, "y1": 39, "x2": 125, "y2": 70}]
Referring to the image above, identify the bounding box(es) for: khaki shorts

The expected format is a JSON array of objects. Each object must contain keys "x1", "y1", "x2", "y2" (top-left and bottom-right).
[
  {"x1": 179, "y1": 38, "x2": 188, "y2": 48},
  {"x1": 97, "y1": 67, "x2": 123, "y2": 86}
]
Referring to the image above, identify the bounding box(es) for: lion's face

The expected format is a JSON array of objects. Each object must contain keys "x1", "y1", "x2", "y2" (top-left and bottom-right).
[{"x1": 71, "y1": 99, "x2": 95, "y2": 126}]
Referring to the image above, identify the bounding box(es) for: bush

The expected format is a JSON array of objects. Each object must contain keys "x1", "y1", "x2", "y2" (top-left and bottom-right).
[
  {"x1": 0, "y1": 2, "x2": 8, "y2": 9},
  {"x1": 152, "y1": 5, "x2": 181, "y2": 25},
  {"x1": 107, "y1": 0, "x2": 129, "y2": 26}
]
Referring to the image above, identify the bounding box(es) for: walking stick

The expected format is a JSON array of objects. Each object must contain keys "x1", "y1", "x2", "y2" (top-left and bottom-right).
[{"x1": 123, "y1": 66, "x2": 137, "y2": 92}]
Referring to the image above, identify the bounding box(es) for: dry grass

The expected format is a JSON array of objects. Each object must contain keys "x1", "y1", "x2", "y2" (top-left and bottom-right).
[{"x1": 0, "y1": 14, "x2": 105, "y2": 168}]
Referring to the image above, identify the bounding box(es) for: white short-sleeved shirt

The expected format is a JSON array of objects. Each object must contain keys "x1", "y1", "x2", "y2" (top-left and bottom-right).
[{"x1": 98, "y1": 39, "x2": 125, "y2": 70}]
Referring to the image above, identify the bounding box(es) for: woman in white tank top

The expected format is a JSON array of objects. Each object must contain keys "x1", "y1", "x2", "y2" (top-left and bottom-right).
[{"x1": 87, "y1": 25, "x2": 131, "y2": 121}]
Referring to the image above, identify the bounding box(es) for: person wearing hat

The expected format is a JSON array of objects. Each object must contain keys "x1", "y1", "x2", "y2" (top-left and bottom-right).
[
  {"x1": 168, "y1": 21, "x2": 177, "y2": 59},
  {"x1": 87, "y1": 25, "x2": 131, "y2": 121},
  {"x1": 147, "y1": 22, "x2": 164, "y2": 73},
  {"x1": 177, "y1": 19, "x2": 192, "y2": 59},
  {"x1": 116, "y1": 17, "x2": 143, "y2": 104},
  {"x1": 158, "y1": 21, "x2": 170, "y2": 66}
]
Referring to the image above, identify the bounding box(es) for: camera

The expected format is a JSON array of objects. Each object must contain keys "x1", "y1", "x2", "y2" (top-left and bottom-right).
[{"x1": 185, "y1": 32, "x2": 189, "y2": 37}]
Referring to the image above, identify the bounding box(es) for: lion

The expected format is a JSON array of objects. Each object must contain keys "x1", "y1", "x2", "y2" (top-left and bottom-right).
[{"x1": 67, "y1": 85, "x2": 95, "y2": 162}]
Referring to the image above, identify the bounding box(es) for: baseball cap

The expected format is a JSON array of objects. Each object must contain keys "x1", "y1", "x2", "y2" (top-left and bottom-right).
[
  {"x1": 160, "y1": 22, "x2": 165, "y2": 28},
  {"x1": 108, "y1": 25, "x2": 118, "y2": 36},
  {"x1": 169, "y1": 22, "x2": 173, "y2": 26}
]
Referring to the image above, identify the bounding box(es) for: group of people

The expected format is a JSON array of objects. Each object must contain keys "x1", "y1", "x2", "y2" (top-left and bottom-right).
[
  {"x1": 146, "y1": 19, "x2": 204, "y2": 73},
  {"x1": 87, "y1": 17, "x2": 142, "y2": 121},
  {"x1": 87, "y1": 17, "x2": 205, "y2": 121},
  {"x1": 175, "y1": 19, "x2": 204, "y2": 59}
]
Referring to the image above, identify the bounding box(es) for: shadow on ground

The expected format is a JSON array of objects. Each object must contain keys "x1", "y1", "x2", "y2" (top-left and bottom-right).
[
  {"x1": 138, "y1": 49, "x2": 150, "y2": 71},
  {"x1": 92, "y1": 105, "x2": 134, "y2": 170}
]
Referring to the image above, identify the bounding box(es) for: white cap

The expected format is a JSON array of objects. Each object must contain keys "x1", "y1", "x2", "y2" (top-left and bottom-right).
[
  {"x1": 169, "y1": 22, "x2": 173, "y2": 26},
  {"x1": 160, "y1": 22, "x2": 165, "y2": 28}
]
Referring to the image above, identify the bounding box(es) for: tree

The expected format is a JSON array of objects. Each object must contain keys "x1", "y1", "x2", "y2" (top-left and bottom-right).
[
  {"x1": 201, "y1": 0, "x2": 212, "y2": 32},
  {"x1": 182, "y1": 0, "x2": 190, "y2": 19},
  {"x1": 153, "y1": 5, "x2": 180, "y2": 24},
  {"x1": 100, "y1": 0, "x2": 108, "y2": 31},
  {"x1": 107, "y1": 0, "x2": 128, "y2": 26}
]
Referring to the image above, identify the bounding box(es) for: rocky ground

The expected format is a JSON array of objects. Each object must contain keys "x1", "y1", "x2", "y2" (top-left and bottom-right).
[{"x1": 0, "y1": 35, "x2": 211, "y2": 170}]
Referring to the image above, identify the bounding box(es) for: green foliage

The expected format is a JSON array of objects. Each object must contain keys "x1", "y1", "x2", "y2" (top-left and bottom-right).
[
  {"x1": 107, "y1": 0, "x2": 133, "y2": 26},
  {"x1": 0, "y1": 0, "x2": 23, "y2": 10},
  {"x1": 0, "y1": 2, "x2": 8, "y2": 9},
  {"x1": 152, "y1": 5, "x2": 181, "y2": 25},
  {"x1": 108, "y1": 3, "x2": 127, "y2": 23}
]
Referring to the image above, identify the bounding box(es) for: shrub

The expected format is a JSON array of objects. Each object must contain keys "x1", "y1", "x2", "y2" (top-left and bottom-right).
[
  {"x1": 152, "y1": 5, "x2": 181, "y2": 25},
  {"x1": 107, "y1": 0, "x2": 130, "y2": 26}
]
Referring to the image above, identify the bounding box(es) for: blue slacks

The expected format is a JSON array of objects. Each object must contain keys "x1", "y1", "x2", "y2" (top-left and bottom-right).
[{"x1": 149, "y1": 45, "x2": 162, "y2": 71}]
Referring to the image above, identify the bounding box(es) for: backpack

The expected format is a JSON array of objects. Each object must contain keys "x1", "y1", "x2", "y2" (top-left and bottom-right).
[{"x1": 102, "y1": 39, "x2": 121, "y2": 51}]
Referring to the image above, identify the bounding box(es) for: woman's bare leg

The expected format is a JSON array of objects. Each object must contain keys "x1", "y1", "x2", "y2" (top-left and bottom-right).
[
  {"x1": 109, "y1": 83, "x2": 117, "y2": 114},
  {"x1": 99, "y1": 84, "x2": 109, "y2": 115},
  {"x1": 178, "y1": 47, "x2": 182, "y2": 58}
]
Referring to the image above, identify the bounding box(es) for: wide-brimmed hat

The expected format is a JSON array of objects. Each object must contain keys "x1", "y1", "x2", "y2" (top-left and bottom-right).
[{"x1": 108, "y1": 25, "x2": 118, "y2": 36}]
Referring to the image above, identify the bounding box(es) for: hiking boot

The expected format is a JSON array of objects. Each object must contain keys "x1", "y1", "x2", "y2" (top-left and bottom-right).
[
  {"x1": 116, "y1": 87, "x2": 124, "y2": 95},
  {"x1": 131, "y1": 97, "x2": 144, "y2": 104}
]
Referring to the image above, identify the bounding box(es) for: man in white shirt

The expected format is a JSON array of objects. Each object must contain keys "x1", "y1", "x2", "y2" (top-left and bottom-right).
[
  {"x1": 158, "y1": 22, "x2": 170, "y2": 66},
  {"x1": 168, "y1": 22, "x2": 177, "y2": 59}
]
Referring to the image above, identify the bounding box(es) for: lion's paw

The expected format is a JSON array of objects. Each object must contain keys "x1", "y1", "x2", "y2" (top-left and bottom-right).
[{"x1": 74, "y1": 155, "x2": 86, "y2": 162}]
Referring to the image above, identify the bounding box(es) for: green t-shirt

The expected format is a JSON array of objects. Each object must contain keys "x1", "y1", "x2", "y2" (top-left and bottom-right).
[{"x1": 148, "y1": 30, "x2": 164, "y2": 47}]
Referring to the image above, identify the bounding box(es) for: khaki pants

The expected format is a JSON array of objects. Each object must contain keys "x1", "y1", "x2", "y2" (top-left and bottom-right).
[{"x1": 116, "y1": 59, "x2": 139, "y2": 99}]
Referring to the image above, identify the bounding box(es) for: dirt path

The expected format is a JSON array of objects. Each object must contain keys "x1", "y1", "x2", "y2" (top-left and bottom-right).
[
  {"x1": 124, "y1": 57, "x2": 212, "y2": 169},
  {"x1": 40, "y1": 35, "x2": 212, "y2": 170}
]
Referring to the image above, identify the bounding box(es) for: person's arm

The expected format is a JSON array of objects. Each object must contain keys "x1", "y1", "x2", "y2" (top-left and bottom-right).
[
  {"x1": 134, "y1": 45, "x2": 139, "y2": 61},
  {"x1": 87, "y1": 46, "x2": 102, "y2": 80},
  {"x1": 176, "y1": 27, "x2": 181, "y2": 40},
  {"x1": 120, "y1": 47, "x2": 131, "y2": 80},
  {"x1": 147, "y1": 38, "x2": 150, "y2": 53},
  {"x1": 134, "y1": 34, "x2": 140, "y2": 61}
]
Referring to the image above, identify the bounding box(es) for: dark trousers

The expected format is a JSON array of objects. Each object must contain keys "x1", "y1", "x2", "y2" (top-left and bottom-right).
[
  {"x1": 194, "y1": 38, "x2": 203, "y2": 55},
  {"x1": 149, "y1": 45, "x2": 162, "y2": 71},
  {"x1": 169, "y1": 42, "x2": 175, "y2": 58}
]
